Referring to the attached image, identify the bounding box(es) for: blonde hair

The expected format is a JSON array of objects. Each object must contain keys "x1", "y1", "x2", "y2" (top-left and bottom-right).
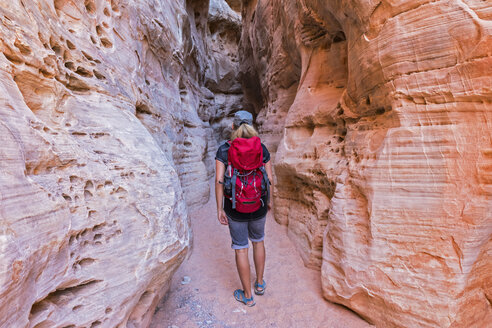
[{"x1": 231, "y1": 123, "x2": 258, "y2": 141}]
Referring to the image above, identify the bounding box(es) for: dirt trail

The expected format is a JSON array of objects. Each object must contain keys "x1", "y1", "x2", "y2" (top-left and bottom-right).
[{"x1": 150, "y1": 180, "x2": 372, "y2": 328}]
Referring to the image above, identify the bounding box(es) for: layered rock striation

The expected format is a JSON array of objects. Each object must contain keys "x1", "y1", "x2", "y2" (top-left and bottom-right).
[
  {"x1": 0, "y1": 0, "x2": 240, "y2": 327},
  {"x1": 240, "y1": 0, "x2": 492, "y2": 327}
]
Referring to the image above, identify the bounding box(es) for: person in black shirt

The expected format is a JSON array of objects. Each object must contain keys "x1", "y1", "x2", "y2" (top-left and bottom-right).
[{"x1": 215, "y1": 111, "x2": 273, "y2": 307}]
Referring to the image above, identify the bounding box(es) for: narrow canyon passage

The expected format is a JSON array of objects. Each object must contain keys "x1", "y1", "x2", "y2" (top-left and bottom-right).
[
  {"x1": 150, "y1": 180, "x2": 371, "y2": 328},
  {"x1": 0, "y1": 0, "x2": 490, "y2": 326}
]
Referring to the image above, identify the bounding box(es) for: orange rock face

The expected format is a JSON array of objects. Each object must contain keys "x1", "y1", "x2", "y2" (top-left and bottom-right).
[{"x1": 240, "y1": 0, "x2": 492, "y2": 326}]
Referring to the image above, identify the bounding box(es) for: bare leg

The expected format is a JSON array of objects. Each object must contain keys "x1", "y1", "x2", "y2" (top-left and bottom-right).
[
  {"x1": 252, "y1": 241, "x2": 266, "y2": 291},
  {"x1": 235, "y1": 248, "x2": 253, "y2": 301}
]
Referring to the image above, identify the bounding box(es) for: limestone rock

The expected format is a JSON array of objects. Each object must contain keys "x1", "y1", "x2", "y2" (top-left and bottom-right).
[
  {"x1": 240, "y1": 0, "x2": 492, "y2": 327},
  {"x1": 0, "y1": 0, "x2": 232, "y2": 326}
]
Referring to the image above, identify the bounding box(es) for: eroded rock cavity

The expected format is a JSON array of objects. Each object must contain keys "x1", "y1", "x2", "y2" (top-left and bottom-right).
[{"x1": 240, "y1": 0, "x2": 492, "y2": 327}]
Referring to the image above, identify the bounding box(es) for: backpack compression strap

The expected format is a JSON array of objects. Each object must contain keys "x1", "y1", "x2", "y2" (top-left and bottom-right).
[
  {"x1": 259, "y1": 166, "x2": 270, "y2": 204},
  {"x1": 231, "y1": 167, "x2": 238, "y2": 209}
]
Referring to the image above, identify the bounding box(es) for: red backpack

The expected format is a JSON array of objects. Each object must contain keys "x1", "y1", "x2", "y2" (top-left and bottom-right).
[{"x1": 224, "y1": 136, "x2": 270, "y2": 213}]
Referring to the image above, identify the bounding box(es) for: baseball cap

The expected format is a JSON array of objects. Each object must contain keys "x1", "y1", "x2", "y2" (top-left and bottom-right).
[{"x1": 233, "y1": 110, "x2": 253, "y2": 127}]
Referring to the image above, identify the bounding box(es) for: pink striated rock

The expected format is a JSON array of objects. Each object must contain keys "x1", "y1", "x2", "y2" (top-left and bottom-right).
[{"x1": 240, "y1": 0, "x2": 492, "y2": 327}]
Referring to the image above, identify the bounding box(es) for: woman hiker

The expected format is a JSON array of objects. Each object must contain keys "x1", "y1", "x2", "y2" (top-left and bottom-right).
[{"x1": 214, "y1": 110, "x2": 274, "y2": 307}]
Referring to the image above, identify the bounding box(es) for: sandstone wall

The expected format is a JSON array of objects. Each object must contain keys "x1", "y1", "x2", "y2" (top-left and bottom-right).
[
  {"x1": 240, "y1": 0, "x2": 492, "y2": 327},
  {"x1": 0, "y1": 0, "x2": 237, "y2": 327},
  {"x1": 204, "y1": 0, "x2": 243, "y2": 144}
]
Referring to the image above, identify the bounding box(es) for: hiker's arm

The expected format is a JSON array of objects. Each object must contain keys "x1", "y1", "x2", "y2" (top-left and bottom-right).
[
  {"x1": 215, "y1": 160, "x2": 228, "y2": 225},
  {"x1": 265, "y1": 161, "x2": 274, "y2": 209}
]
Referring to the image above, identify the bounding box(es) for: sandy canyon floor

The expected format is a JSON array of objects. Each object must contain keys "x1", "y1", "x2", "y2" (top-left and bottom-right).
[{"x1": 150, "y1": 180, "x2": 372, "y2": 328}]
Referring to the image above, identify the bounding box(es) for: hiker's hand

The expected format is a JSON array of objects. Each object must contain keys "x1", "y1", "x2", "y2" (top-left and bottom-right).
[{"x1": 217, "y1": 209, "x2": 228, "y2": 225}]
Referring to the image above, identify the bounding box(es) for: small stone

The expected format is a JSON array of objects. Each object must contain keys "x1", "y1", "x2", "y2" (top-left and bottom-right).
[{"x1": 181, "y1": 276, "x2": 191, "y2": 285}]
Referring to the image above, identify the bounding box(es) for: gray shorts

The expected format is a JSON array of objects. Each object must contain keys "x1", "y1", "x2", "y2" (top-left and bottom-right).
[{"x1": 227, "y1": 216, "x2": 266, "y2": 250}]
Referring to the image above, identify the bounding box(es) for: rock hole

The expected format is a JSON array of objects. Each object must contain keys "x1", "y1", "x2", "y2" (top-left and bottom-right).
[
  {"x1": 90, "y1": 35, "x2": 97, "y2": 44},
  {"x1": 62, "y1": 194, "x2": 72, "y2": 201},
  {"x1": 29, "y1": 280, "x2": 102, "y2": 320},
  {"x1": 376, "y1": 107, "x2": 385, "y2": 115},
  {"x1": 105, "y1": 307, "x2": 112, "y2": 313},
  {"x1": 95, "y1": 25, "x2": 104, "y2": 36},
  {"x1": 111, "y1": 0, "x2": 119, "y2": 12},
  {"x1": 93, "y1": 233, "x2": 102, "y2": 241},
  {"x1": 14, "y1": 39, "x2": 32, "y2": 55},
  {"x1": 72, "y1": 305, "x2": 82, "y2": 311},
  {"x1": 93, "y1": 223, "x2": 105, "y2": 231},
  {"x1": 71, "y1": 131, "x2": 87, "y2": 136},
  {"x1": 103, "y1": 7, "x2": 110, "y2": 16},
  {"x1": 333, "y1": 31, "x2": 346, "y2": 43},
  {"x1": 53, "y1": 0, "x2": 64, "y2": 11},
  {"x1": 114, "y1": 187, "x2": 127, "y2": 194},
  {"x1": 64, "y1": 61, "x2": 75, "y2": 70},
  {"x1": 85, "y1": 180, "x2": 93, "y2": 190},
  {"x1": 136, "y1": 102, "x2": 151, "y2": 115},
  {"x1": 84, "y1": 190, "x2": 93, "y2": 199},
  {"x1": 75, "y1": 66, "x2": 93, "y2": 77},
  {"x1": 84, "y1": 0, "x2": 96, "y2": 14},
  {"x1": 100, "y1": 37, "x2": 113, "y2": 48},
  {"x1": 63, "y1": 51, "x2": 72, "y2": 62},
  {"x1": 3, "y1": 52, "x2": 23, "y2": 64},
  {"x1": 90, "y1": 321, "x2": 102, "y2": 328},
  {"x1": 66, "y1": 40, "x2": 76, "y2": 50},
  {"x1": 366, "y1": 96, "x2": 371, "y2": 105},
  {"x1": 65, "y1": 75, "x2": 91, "y2": 92},
  {"x1": 82, "y1": 51, "x2": 94, "y2": 61},
  {"x1": 102, "y1": 22, "x2": 109, "y2": 28},
  {"x1": 50, "y1": 38, "x2": 62, "y2": 55},
  {"x1": 78, "y1": 258, "x2": 95, "y2": 267},
  {"x1": 93, "y1": 70, "x2": 106, "y2": 80},
  {"x1": 39, "y1": 68, "x2": 54, "y2": 78}
]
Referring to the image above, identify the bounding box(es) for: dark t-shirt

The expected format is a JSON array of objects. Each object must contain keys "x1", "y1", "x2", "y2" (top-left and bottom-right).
[{"x1": 215, "y1": 141, "x2": 271, "y2": 222}]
